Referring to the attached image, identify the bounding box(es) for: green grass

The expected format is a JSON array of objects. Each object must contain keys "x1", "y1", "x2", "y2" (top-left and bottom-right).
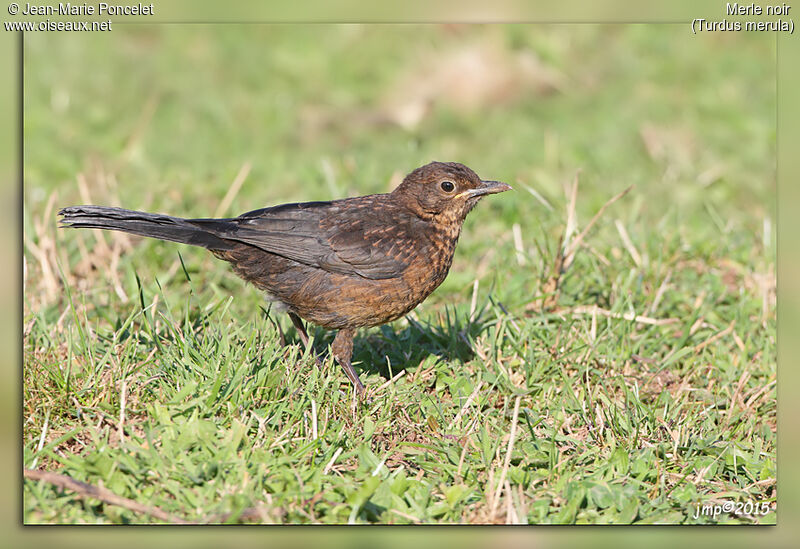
[{"x1": 23, "y1": 24, "x2": 776, "y2": 523}]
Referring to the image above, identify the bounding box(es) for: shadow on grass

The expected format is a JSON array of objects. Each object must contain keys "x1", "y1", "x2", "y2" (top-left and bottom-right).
[{"x1": 282, "y1": 307, "x2": 494, "y2": 382}]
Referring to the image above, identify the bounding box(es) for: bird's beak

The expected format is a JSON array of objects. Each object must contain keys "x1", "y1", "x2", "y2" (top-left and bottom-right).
[{"x1": 458, "y1": 180, "x2": 513, "y2": 199}]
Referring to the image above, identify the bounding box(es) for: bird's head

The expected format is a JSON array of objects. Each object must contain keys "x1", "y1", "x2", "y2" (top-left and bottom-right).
[{"x1": 393, "y1": 161, "x2": 511, "y2": 222}]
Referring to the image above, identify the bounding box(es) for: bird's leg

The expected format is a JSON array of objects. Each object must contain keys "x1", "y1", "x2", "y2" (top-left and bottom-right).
[
  {"x1": 331, "y1": 328, "x2": 366, "y2": 394},
  {"x1": 288, "y1": 311, "x2": 324, "y2": 367},
  {"x1": 288, "y1": 311, "x2": 310, "y2": 348}
]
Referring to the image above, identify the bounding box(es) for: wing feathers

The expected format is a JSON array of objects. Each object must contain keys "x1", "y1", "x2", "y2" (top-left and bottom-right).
[{"x1": 189, "y1": 197, "x2": 418, "y2": 280}]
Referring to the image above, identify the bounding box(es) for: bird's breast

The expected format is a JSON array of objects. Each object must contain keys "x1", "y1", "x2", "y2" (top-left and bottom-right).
[{"x1": 401, "y1": 222, "x2": 461, "y2": 298}]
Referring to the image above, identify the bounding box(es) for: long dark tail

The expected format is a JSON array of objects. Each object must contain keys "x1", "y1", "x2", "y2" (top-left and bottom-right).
[{"x1": 58, "y1": 206, "x2": 236, "y2": 251}]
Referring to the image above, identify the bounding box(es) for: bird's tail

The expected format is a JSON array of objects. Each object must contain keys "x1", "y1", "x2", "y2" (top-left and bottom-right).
[{"x1": 58, "y1": 206, "x2": 236, "y2": 251}]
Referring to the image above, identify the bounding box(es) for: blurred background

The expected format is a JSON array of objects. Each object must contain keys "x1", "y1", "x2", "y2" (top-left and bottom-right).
[{"x1": 23, "y1": 23, "x2": 775, "y2": 309}]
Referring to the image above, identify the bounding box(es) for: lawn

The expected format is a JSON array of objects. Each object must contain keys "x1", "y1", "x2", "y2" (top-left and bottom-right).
[{"x1": 22, "y1": 24, "x2": 776, "y2": 524}]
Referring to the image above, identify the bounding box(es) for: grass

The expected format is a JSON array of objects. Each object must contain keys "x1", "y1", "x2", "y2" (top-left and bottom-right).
[{"x1": 22, "y1": 24, "x2": 776, "y2": 524}]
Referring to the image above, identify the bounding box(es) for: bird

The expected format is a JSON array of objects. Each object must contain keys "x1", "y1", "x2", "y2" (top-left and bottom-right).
[{"x1": 59, "y1": 161, "x2": 511, "y2": 393}]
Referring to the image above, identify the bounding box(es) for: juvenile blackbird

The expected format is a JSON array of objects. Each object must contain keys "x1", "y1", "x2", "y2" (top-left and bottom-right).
[{"x1": 59, "y1": 161, "x2": 511, "y2": 393}]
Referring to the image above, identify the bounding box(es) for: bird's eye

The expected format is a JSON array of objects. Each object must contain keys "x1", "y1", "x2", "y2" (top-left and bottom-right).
[{"x1": 440, "y1": 181, "x2": 455, "y2": 193}]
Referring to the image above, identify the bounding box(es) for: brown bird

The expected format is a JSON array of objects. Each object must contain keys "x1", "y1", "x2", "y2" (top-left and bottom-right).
[{"x1": 59, "y1": 161, "x2": 510, "y2": 393}]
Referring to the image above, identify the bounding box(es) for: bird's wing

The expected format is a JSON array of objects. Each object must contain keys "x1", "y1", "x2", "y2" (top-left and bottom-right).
[{"x1": 188, "y1": 197, "x2": 423, "y2": 280}]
